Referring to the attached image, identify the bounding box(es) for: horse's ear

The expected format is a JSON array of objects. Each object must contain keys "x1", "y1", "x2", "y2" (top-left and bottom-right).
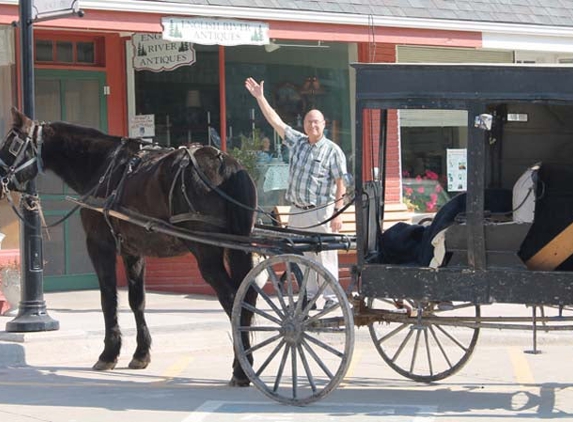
[
  {"x1": 10, "y1": 107, "x2": 32, "y2": 129},
  {"x1": 11, "y1": 107, "x2": 24, "y2": 125}
]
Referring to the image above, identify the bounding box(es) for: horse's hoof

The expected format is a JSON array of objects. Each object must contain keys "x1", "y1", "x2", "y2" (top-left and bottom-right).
[
  {"x1": 93, "y1": 360, "x2": 117, "y2": 371},
  {"x1": 228, "y1": 376, "x2": 251, "y2": 387},
  {"x1": 128, "y1": 358, "x2": 150, "y2": 369}
]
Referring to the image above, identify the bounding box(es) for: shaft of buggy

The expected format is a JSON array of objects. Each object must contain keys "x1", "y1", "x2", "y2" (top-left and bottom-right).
[{"x1": 67, "y1": 196, "x2": 355, "y2": 257}]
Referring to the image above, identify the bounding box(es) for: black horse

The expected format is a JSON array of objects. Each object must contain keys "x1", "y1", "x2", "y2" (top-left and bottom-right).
[{"x1": 0, "y1": 108, "x2": 257, "y2": 386}]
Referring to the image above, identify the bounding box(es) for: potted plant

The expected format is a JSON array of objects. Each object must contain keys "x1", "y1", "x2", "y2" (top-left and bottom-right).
[
  {"x1": 227, "y1": 130, "x2": 264, "y2": 181},
  {"x1": 0, "y1": 259, "x2": 21, "y2": 316}
]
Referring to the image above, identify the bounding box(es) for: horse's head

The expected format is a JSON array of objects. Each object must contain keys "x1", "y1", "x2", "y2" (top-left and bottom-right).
[{"x1": 0, "y1": 107, "x2": 43, "y2": 196}]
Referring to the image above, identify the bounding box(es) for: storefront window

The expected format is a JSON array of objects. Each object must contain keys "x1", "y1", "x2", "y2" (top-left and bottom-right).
[
  {"x1": 134, "y1": 43, "x2": 219, "y2": 148},
  {"x1": 77, "y1": 42, "x2": 95, "y2": 63},
  {"x1": 36, "y1": 40, "x2": 53, "y2": 62},
  {"x1": 225, "y1": 41, "x2": 352, "y2": 208},
  {"x1": 56, "y1": 41, "x2": 73, "y2": 63},
  {"x1": 400, "y1": 109, "x2": 468, "y2": 214}
]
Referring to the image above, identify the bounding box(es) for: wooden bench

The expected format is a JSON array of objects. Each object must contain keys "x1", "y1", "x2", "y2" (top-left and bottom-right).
[
  {"x1": 272, "y1": 203, "x2": 412, "y2": 235},
  {"x1": 271, "y1": 203, "x2": 412, "y2": 288}
]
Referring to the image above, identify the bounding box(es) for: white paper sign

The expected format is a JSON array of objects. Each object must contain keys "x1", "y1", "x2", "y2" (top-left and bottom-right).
[
  {"x1": 33, "y1": 0, "x2": 79, "y2": 19},
  {"x1": 0, "y1": 28, "x2": 14, "y2": 66},
  {"x1": 447, "y1": 149, "x2": 467, "y2": 192},
  {"x1": 129, "y1": 115, "x2": 155, "y2": 138},
  {"x1": 162, "y1": 17, "x2": 269, "y2": 46},
  {"x1": 132, "y1": 33, "x2": 196, "y2": 72}
]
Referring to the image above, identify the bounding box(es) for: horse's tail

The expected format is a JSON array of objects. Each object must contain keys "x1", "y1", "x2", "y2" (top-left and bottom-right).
[{"x1": 223, "y1": 168, "x2": 257, "y2": 285}]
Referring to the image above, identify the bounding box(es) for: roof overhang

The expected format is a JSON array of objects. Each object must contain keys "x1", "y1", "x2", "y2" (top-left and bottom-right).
[{"x1": 1, "y1": 0, "x2": 573, "y2": 52}]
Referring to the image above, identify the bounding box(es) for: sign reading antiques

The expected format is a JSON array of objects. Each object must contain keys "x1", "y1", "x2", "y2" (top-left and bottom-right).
[
  {"x1": 162, "y1": 17, "x2": 269, "y2": 46},
  {"x1": 33, "y1": 0, "x2": 80, "y2": 20},
  {"x1": 132, "y1": 33, "x2": 196, "y2": 72}
]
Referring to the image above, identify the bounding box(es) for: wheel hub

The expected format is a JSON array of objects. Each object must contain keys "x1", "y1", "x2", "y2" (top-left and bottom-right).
[{"x1": 281, "y1": 319, "x2": 302, "y2": 344}]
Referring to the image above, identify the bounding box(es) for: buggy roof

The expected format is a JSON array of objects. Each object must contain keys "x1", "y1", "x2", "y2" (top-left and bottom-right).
[{"x1": 351, "y1": 63, "x2": 573, "y2": 106}]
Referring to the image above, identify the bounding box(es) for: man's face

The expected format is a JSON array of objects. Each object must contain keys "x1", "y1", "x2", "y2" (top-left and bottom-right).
[{"x1": 304, "y1": 111, "x2": 325, "y2": 143}]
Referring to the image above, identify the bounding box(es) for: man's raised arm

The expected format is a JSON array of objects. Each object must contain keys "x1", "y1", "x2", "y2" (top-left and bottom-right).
[{"x1": 245, "y1": 77, "x2": 286, "y2": 139}]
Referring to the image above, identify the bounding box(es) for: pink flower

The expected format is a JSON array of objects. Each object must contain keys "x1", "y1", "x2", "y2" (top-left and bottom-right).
[
  {"x1": 434, "y1": 184, "x2": 443, "y2": 193},
  {"x1": 426, "y1": 201, "x2": 437, "y2": 212},
  {"x1": 405, "y1": 187, "x2": 413, "y2": 196},
  {"x1": 425, "y1": 170, "x2": 439, "y2": 180},
  {"x1": 415, "y1": 175, "x2": 422, "y2": 182},
  {"x1": 417, "y1": 186, "x2": 425, "y2": 194},
  {"x1": 402, "y1": 170, "x2": 410, "y2": 177},
  {"x1": 430, "y1": 193, "x2": 438, "y2": 202}
]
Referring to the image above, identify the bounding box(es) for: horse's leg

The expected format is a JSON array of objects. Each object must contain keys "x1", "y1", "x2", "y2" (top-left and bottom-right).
[
  {"x1": 227, "y1": 247, "x2": 257, "y2": 387},
  {"x1": 122, "y1": 253, "x2": 152, "y2": 369},
  {"x1": 229, "y1": 284, "x2": 256, "y2": 388},
  {"x1": 194, "y1": 245, "x2": 254, "y2": 387},
  {"x1": 85, "y1": 233, "x2": 121, "y2": 371}
]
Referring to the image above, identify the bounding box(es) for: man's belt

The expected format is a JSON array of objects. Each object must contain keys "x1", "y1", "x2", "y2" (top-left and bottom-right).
[{"x1": 293, "y1": 203, "x2": 316, "y2": 210}]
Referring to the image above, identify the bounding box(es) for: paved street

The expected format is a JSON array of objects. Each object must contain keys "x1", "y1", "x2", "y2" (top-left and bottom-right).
[{"x1": 1, "y1": 290, "x2": 572, "y2": 421}]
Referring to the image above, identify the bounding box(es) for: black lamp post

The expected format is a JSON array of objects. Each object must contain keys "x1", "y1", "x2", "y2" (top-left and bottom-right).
[{"x1": 6, "y1": 0, "x2": 59, "y2": 332}]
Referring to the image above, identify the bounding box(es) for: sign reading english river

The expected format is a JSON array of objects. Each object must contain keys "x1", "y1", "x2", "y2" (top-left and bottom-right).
[
  {"x1": 161, "y1": 17, "x2": 269, "y2": 46},
  {"x1": 132, "y1": 33, "x2": 196, "y2": 72}
]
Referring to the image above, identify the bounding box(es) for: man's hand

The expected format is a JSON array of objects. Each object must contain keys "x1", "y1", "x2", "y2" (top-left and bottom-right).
[
  {"x1": 245, "y1": 78, "x2": 264, "y2": 99},
  {"x1": 330, "y1": 213, "x2": 343, "y2": 233}
]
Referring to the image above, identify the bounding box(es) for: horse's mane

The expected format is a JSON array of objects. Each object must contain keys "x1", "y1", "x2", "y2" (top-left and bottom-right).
[
  {"x1": 46, "y1": 121, "x2": 123, "y2": 147},
  {"x1": 39, "y1": 121, "x2": 138, "y2": 194}
]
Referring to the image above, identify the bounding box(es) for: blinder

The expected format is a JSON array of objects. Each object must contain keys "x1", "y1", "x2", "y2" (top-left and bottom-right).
[
  {"x1": 5, "y1": 129, "x2": 26, "y2": 157},
  {"x1": 0, "y1": 123, "x2": 43, "y2": 192}
]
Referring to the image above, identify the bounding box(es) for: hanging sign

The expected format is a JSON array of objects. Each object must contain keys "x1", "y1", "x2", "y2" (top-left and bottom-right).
[
  {"x1": 162, "y1": 17, "x2": 269, "y2": 46},
  {"x1": 33, "y1": 0, "x2": 80, "y2": 20},
  {"x1": 132, "y1": 33, "x2": 196, "y2": 72}
]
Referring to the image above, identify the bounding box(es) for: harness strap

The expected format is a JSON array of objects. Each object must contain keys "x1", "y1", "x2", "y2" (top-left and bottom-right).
[
  {"x1": 169, "y1": 212, "x2": 226, "y2": 227},
  {"x1": 168, "y1": 152, "x2": 191, "y2": 216},
  {"x1": 167, "y1": 146, "x2": 227, "y2": 229},
  {"x1": 34, "y1": 124, "x2": 44, "y2": 174},
  {"x1": 102, "y1": 153, "x2": 138, "y2": 253}
]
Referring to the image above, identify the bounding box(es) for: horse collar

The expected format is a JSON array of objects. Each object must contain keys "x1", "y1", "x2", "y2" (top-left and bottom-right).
[{"x1": 31, "y1": 122, "x2": 45, "y2": 174}]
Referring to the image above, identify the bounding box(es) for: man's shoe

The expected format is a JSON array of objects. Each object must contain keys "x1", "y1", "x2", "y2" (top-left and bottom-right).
[
  {"x1": 437, "y1": 301, "x2": 454, "y2": 311},
  {"x1": 324, "y1": 298, "x2": 339, "y2": 310}
]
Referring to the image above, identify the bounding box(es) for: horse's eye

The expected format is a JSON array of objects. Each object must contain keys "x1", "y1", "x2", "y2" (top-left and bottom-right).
[{"x1": 8, "y1": 135, "x2": 24, "y2": 157}]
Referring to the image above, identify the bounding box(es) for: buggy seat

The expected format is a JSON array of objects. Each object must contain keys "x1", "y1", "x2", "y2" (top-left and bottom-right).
[{"x1": 378, "y1": 164, "x2": 540, "y2": 269}]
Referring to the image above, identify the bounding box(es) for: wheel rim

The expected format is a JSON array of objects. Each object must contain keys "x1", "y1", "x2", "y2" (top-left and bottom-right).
[
  {"x1": 232, "y1": 254, "x2": 354, "y2": 405},
  {"x1": 367, "y1": 297, "x2": 480, "y2": 382}
]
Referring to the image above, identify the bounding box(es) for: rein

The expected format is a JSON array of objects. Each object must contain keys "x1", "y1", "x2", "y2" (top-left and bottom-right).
[
  {"x1": 0, "y1": 124, "x2": 130, "y2": 231},
  {"x1": 181, "y1": 146, "x2": 355, "y2": 229}
]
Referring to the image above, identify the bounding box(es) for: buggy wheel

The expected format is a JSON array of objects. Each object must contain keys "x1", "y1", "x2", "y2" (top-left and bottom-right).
[
  {"x1": 232, "y1": 254, "x2": 354, "y2": 405},
  {"x1": 367, "y1": 298, "x2": 480, "y2": 382}
]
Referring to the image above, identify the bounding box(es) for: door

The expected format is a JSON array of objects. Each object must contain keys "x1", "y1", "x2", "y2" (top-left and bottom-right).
[{"x1": 35, "y1": 69, "x2": 107, "y2": 291}]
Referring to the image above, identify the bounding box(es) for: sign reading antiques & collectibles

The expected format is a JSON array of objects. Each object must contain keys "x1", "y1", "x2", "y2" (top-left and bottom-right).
[{"x1": 132, "y1": 33, "x2": 196, "y2": 72}]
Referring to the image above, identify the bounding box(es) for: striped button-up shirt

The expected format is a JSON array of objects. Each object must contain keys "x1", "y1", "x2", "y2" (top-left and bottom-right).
[{"x1": 283, "y1": 126, "x2": 347, "y2": 207}]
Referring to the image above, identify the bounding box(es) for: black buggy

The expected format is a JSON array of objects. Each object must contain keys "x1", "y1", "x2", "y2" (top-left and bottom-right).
[{"x1": 230, "y1": 63, "x2": 573, "y2": 405}]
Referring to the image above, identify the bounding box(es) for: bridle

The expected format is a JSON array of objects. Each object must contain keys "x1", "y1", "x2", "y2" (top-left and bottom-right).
[
  {"x1": 0, "y1": 121, "x2": 44, "y2": 194},
  {"x1": 0, "y1": 120, "x2": 126, "y2": 231}
]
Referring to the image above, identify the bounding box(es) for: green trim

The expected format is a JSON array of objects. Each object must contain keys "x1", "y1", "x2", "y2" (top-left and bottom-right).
[
  {"x1": 44, "y1": 274, "x2": 99, "y2": 292},
  {"x1": 36, "y1": 69, "x2": 108, "y2": 132},
  {"x1": 35, "y1": 69, "x2": 108, "y2": 290}
]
